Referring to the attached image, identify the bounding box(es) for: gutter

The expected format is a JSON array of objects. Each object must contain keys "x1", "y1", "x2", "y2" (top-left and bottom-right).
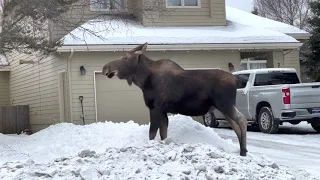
[
  {"x1": 67, "y1": 49, "x2": 74, "y2": 124},
  {"x1": 57, "y1": 43, "x2": 304, "y2": 52}
]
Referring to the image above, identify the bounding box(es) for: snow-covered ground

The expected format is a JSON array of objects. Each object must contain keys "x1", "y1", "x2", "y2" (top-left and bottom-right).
[
  {"x1": 0, "y1": 115, "x2": 319, "y2": 180},
  {"x1": 214, "y1": 121, "x2": 320, "y2": 178}
]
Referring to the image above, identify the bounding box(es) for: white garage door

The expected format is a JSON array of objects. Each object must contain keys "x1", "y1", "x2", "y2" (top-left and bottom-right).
[{"x1": 95, "y1": 73, "x2": 150, "y2": 124}]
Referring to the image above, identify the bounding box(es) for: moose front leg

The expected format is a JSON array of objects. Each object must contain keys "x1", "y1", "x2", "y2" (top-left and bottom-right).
[{"x1": 149, "y1": 109, "x2": 168, "y2": 140}]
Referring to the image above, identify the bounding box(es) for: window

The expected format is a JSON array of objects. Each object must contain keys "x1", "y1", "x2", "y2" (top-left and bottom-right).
[
  {"x1": 90, "y1": 0, "x2": 125, "y2": 11},
  {"x1": 167, "y1": 0, "x2": 200, "y2": 8},
  {"x1": 241, "y1": 59, "x2": 267, "y2": 70},
  {"x1": 254, "y1": 72, "x2": 300, "y2": 86},
  {"x1": 235, "y1": 74, "x2": 250, "y2": 89}
]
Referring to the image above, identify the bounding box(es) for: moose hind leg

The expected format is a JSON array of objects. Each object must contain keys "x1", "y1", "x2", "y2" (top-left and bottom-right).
[{"x1": 220, "y1": 106, "x2": 248, "y2": 156}]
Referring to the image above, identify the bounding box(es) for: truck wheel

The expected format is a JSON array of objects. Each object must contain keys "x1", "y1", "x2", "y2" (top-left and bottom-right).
[
  {"x1": 258, "y1": 107, "x2": 279, "y2": 134},
  {"x1": 311, "y1": 123, "x2": 320, "y2": 133},
  {"x1": 202, "y1": 111, "x2": 219, "y2": 128}
]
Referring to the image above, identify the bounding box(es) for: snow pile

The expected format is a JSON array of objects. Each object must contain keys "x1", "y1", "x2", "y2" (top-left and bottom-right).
[
  {"x1": 0, "y1": 115, "x2": 318, "y2": 179},
  {"x1": 62, "y1": 16, "x2": 298, "y2": 45}
]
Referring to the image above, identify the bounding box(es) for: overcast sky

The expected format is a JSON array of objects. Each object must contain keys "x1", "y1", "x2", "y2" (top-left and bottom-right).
[{"x1": 226, "y1": 0, "x2": 254, "y2": 12}]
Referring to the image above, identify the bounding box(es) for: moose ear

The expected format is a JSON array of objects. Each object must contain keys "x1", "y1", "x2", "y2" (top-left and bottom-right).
[
  {"x1": 134, "y1": 42, "x2": 148, "y2": 55},
  {"x1": 130, "y1": 42, "x2": 148, "y2": 53}
]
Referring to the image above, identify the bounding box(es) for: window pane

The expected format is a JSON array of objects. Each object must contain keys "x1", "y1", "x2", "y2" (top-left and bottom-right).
[
  {"x1": 254, "y1": 72, "x2": 300, "y2": 86},
  {"x1": 241, "y1": 63, "x2": 248, "y2": 70},
  {"x1": 235, "y1": 74, "x2": 250, "y2": 89},
  {"x1": 167, "y1": 0, "x2": 181, "y2": 6},
  {"x1": 250, "y1": 63, "x2": 266, "y2": 69},
  {"x1": 184, "y1": 0, "x2": 198, "y2": 6}
]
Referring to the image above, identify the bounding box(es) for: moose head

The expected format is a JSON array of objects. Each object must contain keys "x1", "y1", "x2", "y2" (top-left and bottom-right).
[{"x1": 102, "y1": 43, "x2": 148, "y2": 86}]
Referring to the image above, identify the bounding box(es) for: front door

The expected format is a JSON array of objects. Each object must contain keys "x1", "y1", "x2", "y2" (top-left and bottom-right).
[{"x1": 235, "y1": 73, "x2": 250, "y2": 118}]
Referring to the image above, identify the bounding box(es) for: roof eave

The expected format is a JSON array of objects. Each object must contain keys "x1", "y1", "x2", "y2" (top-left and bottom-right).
[
  {"x1": 57, "y1": 42, "x2": 303, "y2": 52},
  {"x1": 0, "y1": 66, "x2": 11, "y2": 72},
  {"x1": 286, "y1": 32, "x2": 312, "y2": 40}
]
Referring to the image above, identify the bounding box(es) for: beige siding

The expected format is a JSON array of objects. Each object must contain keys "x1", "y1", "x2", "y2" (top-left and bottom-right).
[
  {"x1": 49, "y1": 0, "x2": 134, "y2": 42},
  {"x1": 70, "y1": 50, "x2": 240, "y2": 125},
  {"x1": 7, "y1": 52, "x2": 68, "y2": 132},
  {"x1": 142, "y1": 0, "x2": 226, "y2": 26},
  {"x1": 0, "y1": 72, "x2": 9, "y2": 106},
  {"x1": 284, "y1": 49, "x2": 301, "y2": 78}
]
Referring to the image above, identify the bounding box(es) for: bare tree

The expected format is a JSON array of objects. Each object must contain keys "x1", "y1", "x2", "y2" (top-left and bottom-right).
[
  {"x1": 0, "y1": 0, "x2": 169, "y2": 59},
  {"x1": 253, "y1": 0, "x2": 312, "y2": 31}
]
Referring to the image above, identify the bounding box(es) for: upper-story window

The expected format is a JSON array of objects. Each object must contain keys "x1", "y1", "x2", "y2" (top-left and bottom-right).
[
  {"x1": 166, "y1": 0, "x2": 201, "y2": 8},
  {"x1": 90, "y1": 0, "x2": 125, "y2": 11}
]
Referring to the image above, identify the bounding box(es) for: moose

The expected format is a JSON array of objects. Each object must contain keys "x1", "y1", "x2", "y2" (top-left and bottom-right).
[{"x1": 102, "y1": 43, "x2": 248, "y2": 156}]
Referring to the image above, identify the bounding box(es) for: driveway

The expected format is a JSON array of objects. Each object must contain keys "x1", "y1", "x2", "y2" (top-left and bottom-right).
[{"x1": 214, "y1": 121, "x2": 320, "y2": 178}]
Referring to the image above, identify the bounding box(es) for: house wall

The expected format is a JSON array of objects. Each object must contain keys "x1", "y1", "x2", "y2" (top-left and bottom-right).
[
  {"x1": 284, "y1": 49, "x2": 301, "y2": 79},
  {"x1": 0, "y1": 72, "x2": 9, "y2": 106},
  {"x1": 49, "y1": 0, "x2": 227, "y2": 41},
  {"x1": 49, "y1": 0, "x2": 135, "y2": 42},
  {"x1": 7, "y1": 52, "x2": 69, "y2": 132},
  {"x1": 69, "y1": 50, "x2": 240, "y2": 125},
  {"x1": 142, "y1": 0, "x2": 226, "y2": 26}
]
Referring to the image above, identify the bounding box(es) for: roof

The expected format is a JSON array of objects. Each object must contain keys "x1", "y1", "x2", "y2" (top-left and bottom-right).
[
  {"x1": 61, "y1": 6, "x2": 307, "y2": 46},
  {"x1": 233, "y1": 68, "x2": 297, "y2": 75},
  {"x1": 225, "y1": 6, "x2": 311, "y2": 38}
]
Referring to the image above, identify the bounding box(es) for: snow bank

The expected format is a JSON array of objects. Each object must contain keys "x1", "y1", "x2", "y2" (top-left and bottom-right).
[
  {"x1": 62, "y1": 16, "x2": 298, "y2": 45},
  {"x1": 0, "y1": 115, "x2": 318, "y2": 179}
]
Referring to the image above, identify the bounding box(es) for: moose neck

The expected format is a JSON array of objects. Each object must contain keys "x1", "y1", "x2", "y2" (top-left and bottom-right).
[{"x1": 131, "y1": 54, "x2": 153, "y2": 89}]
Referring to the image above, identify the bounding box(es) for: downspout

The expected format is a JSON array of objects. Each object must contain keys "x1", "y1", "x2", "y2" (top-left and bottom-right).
[{"x1": 67, "y1": 49, "x2": 74, "y2": 123}]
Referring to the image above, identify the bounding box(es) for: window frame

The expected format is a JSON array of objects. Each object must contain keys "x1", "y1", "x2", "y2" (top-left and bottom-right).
[
  {"x1": 240, "y1": 59, "x2": 267, "y2": 70},
  {"x1": 166, "y1": 0, "x2": 201, "y2": 8}
]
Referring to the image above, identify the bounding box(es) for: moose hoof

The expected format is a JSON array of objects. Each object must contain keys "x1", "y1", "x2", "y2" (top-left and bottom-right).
[{"x1": 240, "y1": 150, "x2": 247, "y2": 156}]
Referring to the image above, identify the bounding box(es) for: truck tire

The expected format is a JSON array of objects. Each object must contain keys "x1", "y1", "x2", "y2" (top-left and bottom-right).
[
  {"x1": 311, "y1": 123, "x2": 320, "y2": 133},
  {"x1": 202, "y1": 111, "x2": 219, "y2": 128},
  {"x1": 258, "y1": 107, "x2": 279, "y2": 134}
]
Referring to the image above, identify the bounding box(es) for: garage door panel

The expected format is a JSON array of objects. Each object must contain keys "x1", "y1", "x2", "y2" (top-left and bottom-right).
[
  {"x1": 97, "y1": 76, "x2": 141, "y2": 91},
  {"x1": 96, "y1": 73, "x2": 150, "y2": 124}
]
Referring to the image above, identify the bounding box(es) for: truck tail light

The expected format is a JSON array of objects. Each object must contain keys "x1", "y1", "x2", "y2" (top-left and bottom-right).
[{"x1": 282, "y1": 88, "x2": 291, "y2": 104}]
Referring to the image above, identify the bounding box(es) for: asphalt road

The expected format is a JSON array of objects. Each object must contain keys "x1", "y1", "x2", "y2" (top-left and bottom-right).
[{"x1": 213, "y1": 121, "x2": 320, "y2": 178}]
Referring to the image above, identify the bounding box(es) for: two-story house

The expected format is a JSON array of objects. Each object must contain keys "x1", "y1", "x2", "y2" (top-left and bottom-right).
[{"x1": 5, "y1": 0, "x2": 310, "y2": 132}]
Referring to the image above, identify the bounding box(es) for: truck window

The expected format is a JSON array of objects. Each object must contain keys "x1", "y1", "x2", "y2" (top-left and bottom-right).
[
  {"x1": 254, "y1": 72, "x2": 300, "y2": 86},
  {"x1": 235, "y1": 74, "x2": 250, "y2": 89}
]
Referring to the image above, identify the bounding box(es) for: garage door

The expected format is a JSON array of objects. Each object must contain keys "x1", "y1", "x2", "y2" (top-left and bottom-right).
[{"x1": 95, "y1": 73, "x2": 150, "y2": 124}]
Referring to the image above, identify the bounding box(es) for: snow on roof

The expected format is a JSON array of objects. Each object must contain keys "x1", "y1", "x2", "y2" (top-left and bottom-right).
[
  {"x1": 62, "y1": 6, "x2": 303, "y2": 46},
  {"x1": 226, "y1": 6, "x2": 309, "y2": 35},
  {"x1": 63, "y1": 17, "x2": 298, "y2": 45}
]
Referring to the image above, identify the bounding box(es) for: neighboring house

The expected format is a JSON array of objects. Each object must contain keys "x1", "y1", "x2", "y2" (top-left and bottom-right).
[{"x1": 6, "y1": 0, "x2": 311, "y2": 132}]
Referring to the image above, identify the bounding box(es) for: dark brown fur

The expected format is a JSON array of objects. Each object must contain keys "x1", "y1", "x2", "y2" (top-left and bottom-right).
[{"x1": 102, "y1": 43, "x2": 248, "y2": 156}]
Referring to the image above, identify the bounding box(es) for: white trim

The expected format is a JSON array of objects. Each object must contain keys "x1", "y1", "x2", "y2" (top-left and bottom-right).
[
  {"x1": 166, "y1": 0, "x2": 201, "y2": 8},
  {"x1": 94, "y1": 71, "x2": 102, "y2": 123},
  {"x1": 184, "y1": 67, "x2": 220, "y2": 70},
  {"x1": 57, "y1": 43, "x2": 303, "y2": 52},
  {"x1": 0, "y1": 66, "x2": 10, "y2": 71},
  {"x1": 58, "y1": 70, "x2": 66, "y2": 123}
]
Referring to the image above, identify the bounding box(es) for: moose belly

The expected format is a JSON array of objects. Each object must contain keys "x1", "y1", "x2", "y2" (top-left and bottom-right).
[{"x1": 164, "y1": 99, "x2": 210, "y2": 116}]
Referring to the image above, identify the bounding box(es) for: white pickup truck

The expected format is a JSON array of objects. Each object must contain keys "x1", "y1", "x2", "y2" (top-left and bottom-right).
[{"x1": 203, "y1": 68, "x2": 320, "y2": 134}]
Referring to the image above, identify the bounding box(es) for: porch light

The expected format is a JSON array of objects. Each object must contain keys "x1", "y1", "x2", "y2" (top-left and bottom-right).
[
  {"x1": 228, "y1": 63, "x2": 234, "y2": 72},
  {"x1": 80, "y1": 66, "x2": 86, "y2": 75}
]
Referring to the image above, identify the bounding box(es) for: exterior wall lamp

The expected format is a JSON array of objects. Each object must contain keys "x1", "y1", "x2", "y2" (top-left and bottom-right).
[{"x1": 80, "y1": 66, "x2": 86, "y2": 75}]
